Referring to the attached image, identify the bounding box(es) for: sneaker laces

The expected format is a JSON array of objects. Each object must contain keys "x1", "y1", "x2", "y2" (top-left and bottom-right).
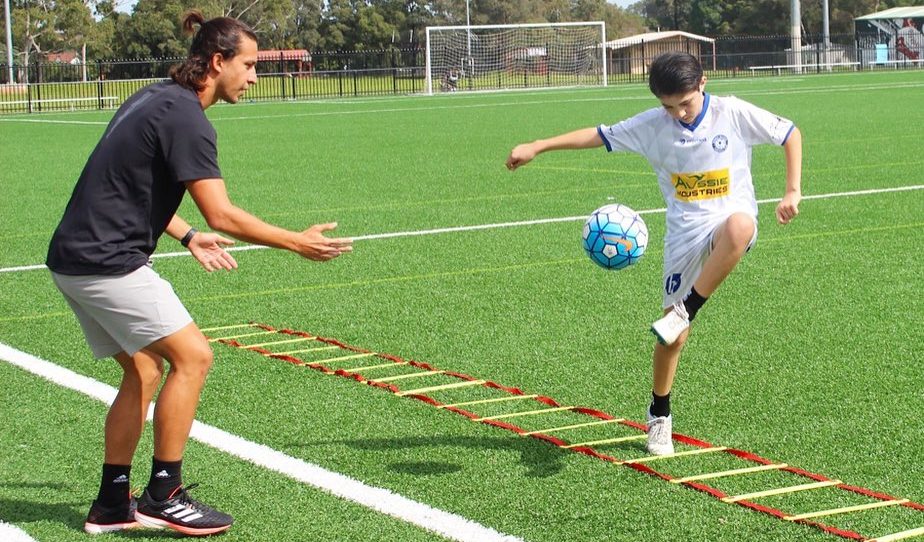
[{"x1": 168, "y1": 483, "x2": 205, "y2": 510}]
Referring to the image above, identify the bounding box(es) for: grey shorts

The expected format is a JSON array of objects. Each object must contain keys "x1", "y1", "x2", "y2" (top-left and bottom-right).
[{"x1": 51, "y1": 264, "x2": 193, "y2": 358}]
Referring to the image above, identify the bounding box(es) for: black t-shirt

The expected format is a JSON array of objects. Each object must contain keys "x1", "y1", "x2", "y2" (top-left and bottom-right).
[{"x1": 46, "y1": 81, "x2": 222, "y2": 275}]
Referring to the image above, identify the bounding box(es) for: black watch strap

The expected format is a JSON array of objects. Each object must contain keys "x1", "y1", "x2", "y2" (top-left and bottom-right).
[{"x1": 180, "y1": 227, "x2": 198, "y2": 247}]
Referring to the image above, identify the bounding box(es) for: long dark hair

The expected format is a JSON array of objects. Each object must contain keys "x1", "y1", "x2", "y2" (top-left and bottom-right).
[
  {"x1": 170, "y1": 11, "x2": 257, "y2": 92},
  {"x1": 648, "y1": 52, "x2": 704, "y2": 97}
]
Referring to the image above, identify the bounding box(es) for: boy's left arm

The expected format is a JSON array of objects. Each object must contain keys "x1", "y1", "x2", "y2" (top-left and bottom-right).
[{"x1": 777, "y1": 126, "x2": 802, "y2": 225}]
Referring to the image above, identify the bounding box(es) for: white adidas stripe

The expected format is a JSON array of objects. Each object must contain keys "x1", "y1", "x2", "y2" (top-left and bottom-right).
[{"x1": 0, "y1": 341, "x2": 522, "y2": 542}]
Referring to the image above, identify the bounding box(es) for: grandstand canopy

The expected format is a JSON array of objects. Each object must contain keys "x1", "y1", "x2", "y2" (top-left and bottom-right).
[{"x1": 855, "y1": 6, "x2": 924, "y2": 20}]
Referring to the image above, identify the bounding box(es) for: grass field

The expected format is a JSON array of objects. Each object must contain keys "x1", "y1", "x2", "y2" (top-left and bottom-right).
[{"x1": 0, "y1": 70, "x2": 922, "y2": 542}]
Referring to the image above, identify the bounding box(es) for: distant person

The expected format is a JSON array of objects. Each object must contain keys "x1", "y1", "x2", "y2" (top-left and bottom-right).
[
  {"x1": 46, "y1": 10, "x2": 352, "y2": 536},
  {"x1": 445, "y1": 67, "x2": 460, "y2": 91},
  {"x1": 506, "y1": 52, "x2": 802, "y2": 456}
]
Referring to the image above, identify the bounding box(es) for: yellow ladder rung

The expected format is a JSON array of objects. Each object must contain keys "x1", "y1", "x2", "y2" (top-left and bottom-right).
[
  {"x1": 439, "y1": 394, "x2": 538, "y2": 409},
  {"x1": 208, "y1": 330, "x2": 276, "y2": 342},
  {"x1": 784, "y1": 499, "x2": 909, "y2": 521},
  {"x1": 476, "y1": 406, "x2": 574, "y2": 421},
  {"x1": 246, "y1": 336, "x2": 316, "y2": 348},
  {"x1": 722, "y1": 479, "x2": 842, "y2": 503},
  {"x1": 397, "y1": 380, "x2": 487, "y2": 397},
  {"x1": 372, "y1": 370, "x2": 445, "y2": 383},
  {"x1": 563, "y1": 434, "x2": 647, "y2": 449},
  {"x1": 347, "y1": 361, "x2": 408, "y2": 372},
  {"x1": 868, "y1": 526, "x2": 924, "y2": 542},
  {"x1": 200, "y1": 323, "x2": 257, "y2": 332},
  {"x1": 522, "y1": 418, "x2": 623, "y2": 436},
  {"x1": 671, "y1": 463, "x2": 789, "y2": 484},
  {"x1": 273, "y1": 345, "x2": 341, "y2": 356},
  {"x1": 315, "y1": 353, "x2": 377, "y2": 364},
  {"x1": 623, "y1": 446, "x2": 729, "y2": 465}
]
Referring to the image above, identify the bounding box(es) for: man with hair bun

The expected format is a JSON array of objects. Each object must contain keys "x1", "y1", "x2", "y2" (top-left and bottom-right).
[{"x1": 47, "y1": 10, "x2": 352, "y2": 536}]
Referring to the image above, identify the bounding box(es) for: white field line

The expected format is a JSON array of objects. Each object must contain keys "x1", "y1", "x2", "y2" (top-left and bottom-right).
[
  {"x1": 3, "y1": 184, "x2": 922, "y2": 275},
  {"x1": 0, "y1": 342, "x2": 523, "y2": 542},
  {"x1": 0, "y1": 522, "x2": 37, "y2": 542}
]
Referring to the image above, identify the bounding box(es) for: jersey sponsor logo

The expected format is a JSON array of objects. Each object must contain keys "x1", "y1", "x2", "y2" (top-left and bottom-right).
[
  {"x1": 712, "y1": 135, "x2": 728, "y2": 152},
  {"x1": 671, "y1": 168, "x2": 730, "y2": 201},
  {"x1": 679, "y1": 136, "x2": 707, "y2": 146}
]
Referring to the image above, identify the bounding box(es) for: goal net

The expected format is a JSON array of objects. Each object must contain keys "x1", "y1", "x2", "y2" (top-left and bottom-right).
[{"x1": 425, "y1": 22, "x2": 607, "y2": 94}]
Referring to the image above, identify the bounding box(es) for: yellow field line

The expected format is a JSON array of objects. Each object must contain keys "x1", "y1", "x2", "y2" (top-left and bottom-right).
[
  {"x1": 562, "y1": 434, "x2": 647, "y2": 449},
  {"x1": 522, "y1": 418, "x2": 623, "y2": 436},
  {"x1": 245, "y1": 336, "x2": 316, "y2": 348},
  {"x1": 623, "y1": 447, "x2": 729, "y2": 465},
  {"x1": 671, "y1": 463, "x2": 789, "y2": 484},
  {"x1": 439, "y1": 394, "x2": 538, "y2": 409},
  {"x1": 722, "y1": 480, "x2": 842, "y2": 503},
  {"x1": 371, "y1": 370, "x2": 445, "y2": 383},
  {"x1": 397, "y1": 380, "x2": 487, "y2": 397},
  {"x1": 273, "y1": 345, "x2": 341, "y2": 356},
  {"x1": 867, "y1": 526, "x2": 924, "y2": 542},
  {"x1": 784, "y1": 499, "x2": 909, "y2": 521},
  {"x1": 200, "y1": 323, "x2": 256, "y2": 332},
  {"x1": 207, "y1": 330, "x2": 276, "y2": 342},
  {"x1": 475, "y1": 406, "x2": 574, "y2": 422}
]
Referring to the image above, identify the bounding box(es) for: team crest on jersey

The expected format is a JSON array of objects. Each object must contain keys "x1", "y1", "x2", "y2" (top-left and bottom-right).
[
  {"x1": 672, "y1": 168, "x2": 730, "y2": 201},
  {"x1": 712, "y1": 135, "x2": 728, "y2": 152}
]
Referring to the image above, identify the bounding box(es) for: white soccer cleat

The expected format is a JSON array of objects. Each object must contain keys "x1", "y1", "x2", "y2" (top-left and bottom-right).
[
  {"x1": 651, "y1": 302, "x2": 690, "y2": 346},
  {"x1": 646, "y1": 410, "x2": 674, "y2": 455}
]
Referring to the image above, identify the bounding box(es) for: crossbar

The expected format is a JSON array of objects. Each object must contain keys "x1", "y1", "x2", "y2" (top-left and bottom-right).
[
  {"x1": 868, "y1": 526, "x2": 924, "y2": 542},
  {"x1": 372, "y1": 370, "x2": 445, "y2": 383},
  {"x1": 347, "y1": 361, "x2": 408, "y2": 372},
  {"x1": 475, "y1": 406, "x2": 574, "y2": 421},
  {"x1": 439, "y1": 394, "x2": 539, "y2": 409},
  {"x1": 722, "y1": 480, "x2": 842, "y2": 503},
  {"x1": 315, "y1": 352, "x2": 377, "y2": 364},
  {"x1": 671, "y1": 463, "x2": 788, "y2": 484},
  {"x1": 246, "y1": 336, "x2": 316, "y2": 348},
  {"x1": 200, "y1": 323, "x2": 256, "y2": 332},
  {"x1": 784, "y1": 499, "x2": 909, "y2": 521},
  {"x1": 563, "y1": 434, "x2": 647, "y2": 449},
  {"x1": 273, "y1": 345, "x2": 340, "y2": 355},
  {"x1": 522, "y1": 418, "x2": 623, "y2": 436},
  {"x1": 624, "y1": 447, "x2": 728, "y2": 465},
  {"x1": 397, "y1": 380, "x2": 487, "y2": 396},
  {"x1": 208, "y1": 330, "x2": 276, "y2": 342}
]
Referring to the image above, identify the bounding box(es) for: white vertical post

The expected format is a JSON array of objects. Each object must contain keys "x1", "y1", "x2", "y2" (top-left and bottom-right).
[
  {"x1": 600, "y1": 22, "x2": 607, "y2": 86},
  {"x1": 790, "y1": 0, "x2": 802, "y2": 73},
  {"x1": 822, "y1": 0, "x2": 830, "y2": 70},
  {"x1": 4, "y1": 0, "x2": 13, "y2": 83},
  {"x1": 425, "y1": 26, "x2": 433, "y2": 95}
]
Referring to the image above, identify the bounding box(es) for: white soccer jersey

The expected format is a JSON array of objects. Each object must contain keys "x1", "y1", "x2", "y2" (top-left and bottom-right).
[{"x1": 597, "y1": 93, "x2": 794, "y2": 305}]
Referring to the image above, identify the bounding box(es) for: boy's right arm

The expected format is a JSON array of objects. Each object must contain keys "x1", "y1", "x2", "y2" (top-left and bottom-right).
[{"x1": 505, "y1": 127, "x2": 603, "y2": 171}]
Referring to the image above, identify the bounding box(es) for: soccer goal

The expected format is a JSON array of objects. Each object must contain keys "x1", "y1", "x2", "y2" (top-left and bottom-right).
[{"x1": 425, "y1": 22, "x2": 607, "y2": 95}]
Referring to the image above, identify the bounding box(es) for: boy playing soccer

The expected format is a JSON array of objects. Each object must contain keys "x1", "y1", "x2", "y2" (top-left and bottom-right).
[{"x1": 506, "y1": 52, "x2": 802, "y2": 455}]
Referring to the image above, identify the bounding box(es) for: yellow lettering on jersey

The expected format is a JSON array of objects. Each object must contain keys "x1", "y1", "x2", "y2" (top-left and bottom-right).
[{"x1": 672, "y1": 168, "x2": 730, "y2": 201}]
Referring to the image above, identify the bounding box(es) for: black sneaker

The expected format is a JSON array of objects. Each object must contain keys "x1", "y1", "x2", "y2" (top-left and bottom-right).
[
  {"x1": 135, "y1": 484, "x2": 233, "y2": 536},
  {"x1": 84, "y1": 497, "x2": 140, "y2": 534}
]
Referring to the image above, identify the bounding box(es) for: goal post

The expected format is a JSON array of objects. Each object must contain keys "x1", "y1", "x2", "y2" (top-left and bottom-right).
[{"x1": 425, "y1": 22, "x2": 607, "y2": 95}]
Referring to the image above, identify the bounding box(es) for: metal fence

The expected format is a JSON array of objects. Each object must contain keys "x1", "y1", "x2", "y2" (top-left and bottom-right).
[{"x1": 1, "y1": 34, "x2": 920, "y2": 114}]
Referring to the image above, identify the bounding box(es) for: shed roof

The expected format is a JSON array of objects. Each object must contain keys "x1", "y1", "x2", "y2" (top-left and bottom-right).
[
  {"x1": 603, "y1": 30, "x2": 714, "y2": 50},
  {"x1": 855, "y1": 6, "x2": 924, "y2": 20}
]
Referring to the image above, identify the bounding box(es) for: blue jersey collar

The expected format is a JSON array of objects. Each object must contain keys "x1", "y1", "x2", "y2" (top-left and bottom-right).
[{"x1": 679, "y1": 92, "x2": 710, "y2": 131}]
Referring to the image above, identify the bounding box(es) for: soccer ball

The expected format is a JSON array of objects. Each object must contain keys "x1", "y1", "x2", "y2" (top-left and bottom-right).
[{"x1": 582, "y1": 204, "x2": 648, "y2": 270}]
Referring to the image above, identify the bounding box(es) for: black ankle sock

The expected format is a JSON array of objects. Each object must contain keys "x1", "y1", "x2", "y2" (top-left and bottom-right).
[
  {"x1": 97, "y1": 463, "x2": 132, "y2": 507},
  {"x1": 683, "y1": 286, "x2": 708, "y2": 322},
  {"x1": 147, "y1": 458, "x2": 183, "y2": 502},
  {"x1": 650, "y1": 392, "x2": 671, "y2": 418}
]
